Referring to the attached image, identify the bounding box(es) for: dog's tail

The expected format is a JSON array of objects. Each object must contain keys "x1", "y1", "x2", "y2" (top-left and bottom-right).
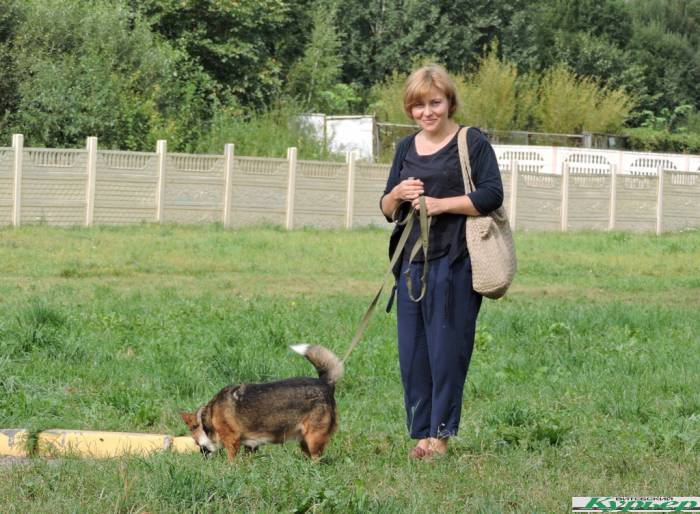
[{"x1": 290, "y1": 344, "x2": 344, "y2": 386}]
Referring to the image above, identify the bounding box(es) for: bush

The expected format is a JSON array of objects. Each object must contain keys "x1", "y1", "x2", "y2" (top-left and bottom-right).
[
  {"x1": 196, "y1": 106, "x2": 331, "y2": 160},
  {"x1": 367, "y1": 57, "x2": 635, "y2": 139},
  {"x1": 368, "y1": 71, "x2": 410, "y2": 124},
  {"x1": 459, "y1": 47, "x2": 517, "y2": 131},
  {"x1": 535, "y1": 64, "x2": 633, "y2": 134},
  {"x1": 623, "y1": 127, "x2": 700, "y2": 154},
  {"x1": 2, "y1": 0, "x2": 216, "y2": 151}
]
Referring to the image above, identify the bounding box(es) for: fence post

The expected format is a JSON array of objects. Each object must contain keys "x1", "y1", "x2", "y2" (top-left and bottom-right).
[
  {"x1": 617, "y1": 150, "x2": 624, "y2": 179},
  {"x1": 561, "y1": 161, "x2": 569, "y2": 232},
  {"x1": 609, "y1": 163, "x2": 617, "y2": 230},
  {"x1": 509, "y1": 158, "x2": 518, "y2": 229},
  {"x1": 345, "y1": 150, "x2": 356, "y2": 229},
  {"x1": 656, "y1": 165, "x2": 664, "y2": 235},
  {"x1": 285, "y1": 147, "x2": 297, "y2": 230},
  {"x1": 156, "y1": 140, "x2": 167, "y2": 223},
  {"x1": 11, "y1": 134, "x2": 23, "y2": 227},
  {"x1": 222, "y1": 143, "x2": 234, "y2": 228},
  {"x1": 85, "y1": 136, "x2": 98, "y2": 227}
]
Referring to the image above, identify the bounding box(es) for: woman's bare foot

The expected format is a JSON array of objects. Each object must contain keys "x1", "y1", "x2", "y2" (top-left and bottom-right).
[
  {"x1": 409, "y1": 438, "x2": 433, "y2": 460},
  {"x1": 428, "y1": 437, "x2": 448, "y2": 455}
]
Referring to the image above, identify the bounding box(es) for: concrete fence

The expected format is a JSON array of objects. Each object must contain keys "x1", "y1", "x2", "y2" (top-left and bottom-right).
[{"x1": 1, "y1": 134, "x2": 700, "y2": 233}]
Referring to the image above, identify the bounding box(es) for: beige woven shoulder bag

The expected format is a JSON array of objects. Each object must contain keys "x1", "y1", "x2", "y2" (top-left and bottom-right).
[{"x1": 458, "y1": 127, "x2": 517, "y2": 299}]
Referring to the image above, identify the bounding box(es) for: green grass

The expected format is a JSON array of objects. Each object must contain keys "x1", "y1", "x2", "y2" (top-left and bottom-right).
[{"x1": 1, "y1": 225, "x2": 699, "y2": 513}]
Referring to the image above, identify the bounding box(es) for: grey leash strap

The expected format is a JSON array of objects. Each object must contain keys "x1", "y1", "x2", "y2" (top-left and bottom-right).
[
  {"x1": 342, "y1": 196, "x2": 430, "y2": 363},
  {"x1": 404, "y1": 196, "x2": 431, "y2": 302}
]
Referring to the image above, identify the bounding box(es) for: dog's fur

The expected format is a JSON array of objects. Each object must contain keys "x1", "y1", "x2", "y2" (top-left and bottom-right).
[{"x1": 180, "y1": 344, "x2": 343, "y2": 461}]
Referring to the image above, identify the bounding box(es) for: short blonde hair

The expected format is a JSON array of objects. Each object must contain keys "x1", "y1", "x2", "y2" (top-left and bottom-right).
[{"x1": 403, "y1": 64, "x2": 459, "y2": 119}]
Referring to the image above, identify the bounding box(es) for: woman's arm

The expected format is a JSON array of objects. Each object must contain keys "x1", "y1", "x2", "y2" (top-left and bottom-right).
[
  {"x1": 380, "y1": 135, "x2": 421, "y2": 221},
  {"x1": 410, "y1": 194, "x2": 480, "y2": 216}
]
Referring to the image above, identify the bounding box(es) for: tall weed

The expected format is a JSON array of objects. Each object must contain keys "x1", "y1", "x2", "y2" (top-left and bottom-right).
[
  {"x1": 196, "y1": 105, "x2": 334, "y2": 160},
  {"x1": 368, "y1": 57, "x2": 632, "y2": 137},
  {"x1": 535, "y1": 64, "x2": 633, "y2": 134},
  {"x1": 459, "y1": 49, "x2": 518, "y2": 130}
]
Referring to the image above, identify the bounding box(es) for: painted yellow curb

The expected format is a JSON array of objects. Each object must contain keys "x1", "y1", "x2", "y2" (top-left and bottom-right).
[
  {"x1": 0, "y1": 429, "x2": 29, "y2": 457},
  {"x1": 37, "y1": 430, "x2": 172, "y2": 459},
  {"x1": 171, "y1": 436, "x2": 199, "y2": 454}
]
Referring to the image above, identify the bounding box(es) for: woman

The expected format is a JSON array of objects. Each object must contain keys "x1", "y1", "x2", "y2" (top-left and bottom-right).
[{"x1": 380, "y1": 64, "x2": 503, "y2": 460}]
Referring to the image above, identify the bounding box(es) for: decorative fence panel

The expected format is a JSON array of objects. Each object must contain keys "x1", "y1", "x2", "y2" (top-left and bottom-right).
[
  {"x1": 294, "y1": 160, "x2": 347, "y2": 229},
  {"x1": 354, "y1": 162, "x2": 391, "y2": 228},
  {"x1": 494, "y1": 145, "x2": 700, "y2": 176},
  {"x1": 567, "y1": 173, "x2": 613, "y2": 231},
  {"x1": 516, "y1": 172, "x2": 562, "y2": 231},
  {"x1": 165, "y1": 153, "x2": 226, "y2": 225},
  {"x1": 21, "y1": 148, "x2": 87, "y2": 226},
  {"x1": 229, "y1": 156, "x2": 288, "y2": 229},
  {"x1": 662, "y1": 171, "x2": 700, "y2": 232},
  {"x1": 496, "y1": 147, "x2": 548, "y2": 173},
  {"x1": 0, "y1": 147, "x2": 12, "y2": 226},
  {"x1": 615, "y1": 175, "x2": 658, "y2": 231},
  {"x1": 2, "y1": 135, "x2": 700, "y2": 234},
  {"x1": 93, "y1": 151, "x2": 159, "y2": 225}
]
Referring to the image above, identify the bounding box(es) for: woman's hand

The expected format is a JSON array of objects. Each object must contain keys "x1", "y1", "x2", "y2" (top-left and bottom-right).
[
  {"x1": 392, "y1": 178, "x2": 424, "y2": 202},
  {"x1": 411, "y1": 195, "x2": 446, "y2": 216}
]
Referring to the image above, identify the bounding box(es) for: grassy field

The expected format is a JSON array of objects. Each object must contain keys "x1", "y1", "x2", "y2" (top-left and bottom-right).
[{"x1": 1, "y1": 224, "x2": 699, "y2": 513}]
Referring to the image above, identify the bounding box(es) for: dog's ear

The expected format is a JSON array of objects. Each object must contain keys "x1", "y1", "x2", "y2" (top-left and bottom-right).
[{"x1": 180, "y1": 411, "x2": 196, "y2": 428}]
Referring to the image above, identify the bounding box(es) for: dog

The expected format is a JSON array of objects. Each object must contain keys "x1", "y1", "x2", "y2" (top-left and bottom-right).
[{"x1": 180, "y1": 344, "x2": 343, "y2": 461}]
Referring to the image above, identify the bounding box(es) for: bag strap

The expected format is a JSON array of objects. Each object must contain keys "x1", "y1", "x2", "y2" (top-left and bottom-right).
[{"x1": 457, "y1": 126, "x2": 475, "y2": 194}]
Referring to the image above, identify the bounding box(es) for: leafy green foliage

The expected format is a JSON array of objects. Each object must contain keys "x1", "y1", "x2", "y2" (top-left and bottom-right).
[
  {"x1": 627, "y1": 19, "x2": 700, "y2": 114},
  {"x1": 1, "y1": 0, "x2": 699, "y2": 152},
  {"x1": 535, "y1": 65, "x2": 633, "y2": 134},
  {"x1": 1, "y1": 0, "x2": 216, "y2": 151},
  {"x1": 131, "y1": 0, "x2": 295, "y2": 108},
  {"x1": 623, "y1": 127, "x2": 700, "y2": 153},
  {"x1": 285, "y1": 0, "x2": 361, "y2": 114},
  {"x1": 338, "y1": 0, "x2": 526, "y2": 87},
  {"x1": 196, "y1": 105, "x2": 330, "y2": 159},
  {"x1": 0, "y1": 0, "x2": 22, "y2": 124},
  {"x1": 369, "y1": 55, "x2": 632, "y2": 135},
  {"x1": 460, "y1": 47, "x2": 518, "y2": 130}
]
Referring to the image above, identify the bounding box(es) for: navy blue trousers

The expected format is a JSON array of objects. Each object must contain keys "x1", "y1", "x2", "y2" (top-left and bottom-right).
[{"x1": 397, "y1": 253, "x2": 482, "y2": 439}]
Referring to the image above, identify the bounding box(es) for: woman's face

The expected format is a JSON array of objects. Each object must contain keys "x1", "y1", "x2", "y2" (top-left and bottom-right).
[{"x1": 410, "y1": 87, "x2": 451, "y2": 134}]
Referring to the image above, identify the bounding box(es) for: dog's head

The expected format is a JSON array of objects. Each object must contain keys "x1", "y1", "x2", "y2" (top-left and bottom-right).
[{"x1": 179, "y1": 407, "x2": 221, "y2": 457}]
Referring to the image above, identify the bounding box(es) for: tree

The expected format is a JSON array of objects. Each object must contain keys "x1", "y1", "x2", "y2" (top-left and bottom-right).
[
  {"x1": 286, "y1": 0, "x2": 359, "y2": 113},
  {"x1": 0, "y1": 0, "x2": 22, "y2": 126},
  {"x1": 627, "y1": 21, "x2": 699, "y2": 114},
  {"x1": 625, "y1": 1, "x2": 700, "y2": 118},
  {"x1": 502, "y1": 0, "x2": 633, "y2": 74},
  {"x1": 130, "y1": 0, "x2": 305, "y2": 108},
  {"x1": 3, "y1": 0, "x2": 216, "y2": 150},
  {"x1": 460, "y1": 47, "x2": 518, "y2": 130},
  {"x1": 337, "y1": 0, "x2": 525, "y2": 88}
]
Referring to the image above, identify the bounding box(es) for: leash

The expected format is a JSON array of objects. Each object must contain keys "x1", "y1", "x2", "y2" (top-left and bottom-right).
[{"x1": 342, "y1": 196, "x2": 430, "y2": 363}]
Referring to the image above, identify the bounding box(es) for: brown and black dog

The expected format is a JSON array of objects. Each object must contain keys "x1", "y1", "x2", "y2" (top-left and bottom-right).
[{"x1": 180, "y1": 344, "x2": 343, "y2": 461}]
